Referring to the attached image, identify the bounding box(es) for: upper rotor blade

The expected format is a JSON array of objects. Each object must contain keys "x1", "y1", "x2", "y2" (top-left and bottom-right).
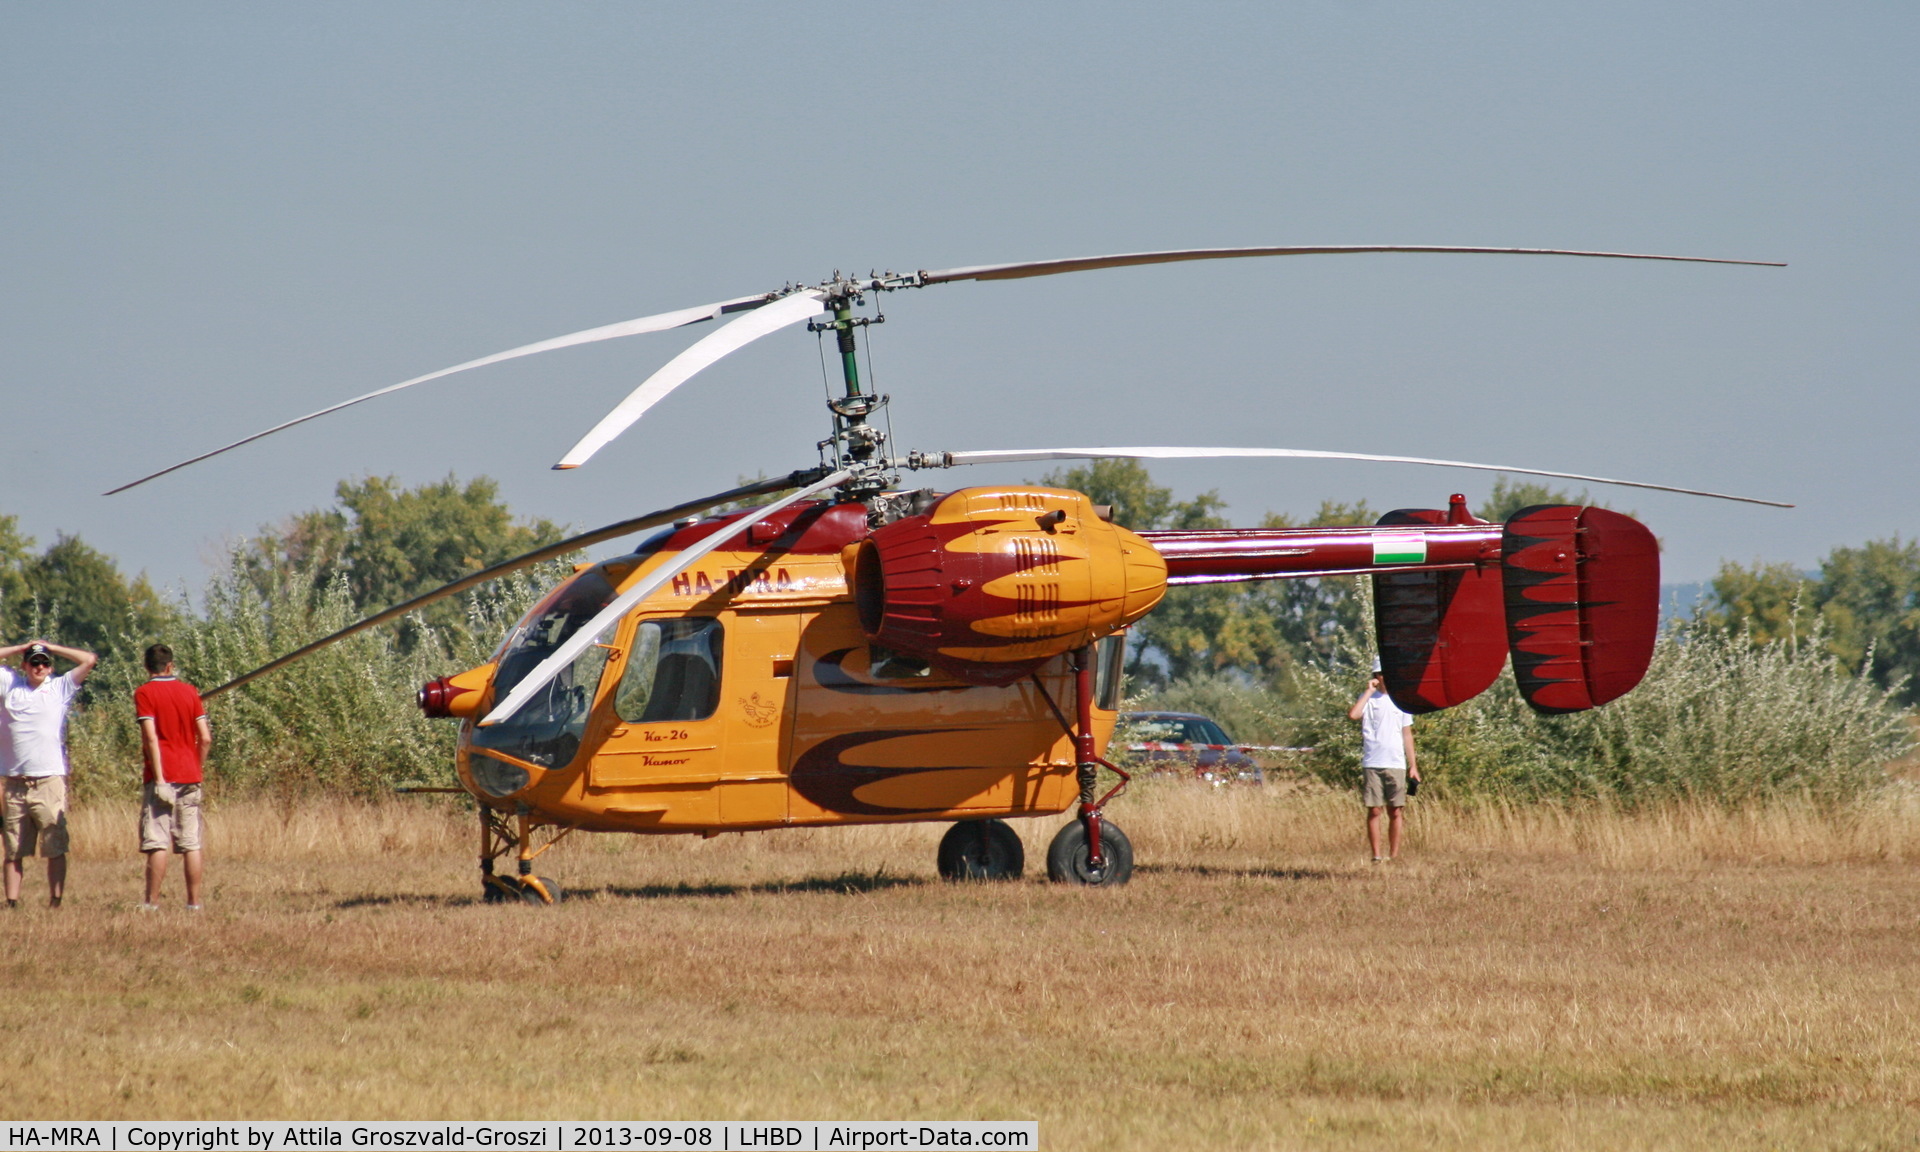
[
  {"x1": 917, "y1": 245, "x2": 1784, "y2": 284},
  {"x1": 933, "y1": 447, "x2": 1793, "y2": 508},
  {"x1": 554, "y1": 290, "x2": 830, "y2": 471},
  {"x1": 480, "y1": 468, "x2": 853, "y2": 726},
  {"x1": 198, "y1": 469, "x2": 826, "y2": 701},
  {"x1": 105, "y1": 292, "x2": 776, "y2": 495}
]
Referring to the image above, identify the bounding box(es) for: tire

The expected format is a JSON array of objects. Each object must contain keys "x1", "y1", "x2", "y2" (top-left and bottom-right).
[
  {"x1": 518, "y1": 875, "x2": 563, "y2": 906},
  {"x1": 482, "y1": 875, "x2": 518, "y2": 903},
  {"x1": 936, "y1": 820, "x2": 1025, "y2": 882},
  {"x1": 1046, "y1": 817, "x2": 1134, "y2": 886}
]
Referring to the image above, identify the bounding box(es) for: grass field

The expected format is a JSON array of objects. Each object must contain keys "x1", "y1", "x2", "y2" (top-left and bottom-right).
[{"x1": 8, "y1": 779, "x2": 1920, "y2": 1150}]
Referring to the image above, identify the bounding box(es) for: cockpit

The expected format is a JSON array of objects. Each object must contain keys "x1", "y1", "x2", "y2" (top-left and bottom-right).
[{"x1": 468, "y1": 567, "x2": 621, "y2": 769}]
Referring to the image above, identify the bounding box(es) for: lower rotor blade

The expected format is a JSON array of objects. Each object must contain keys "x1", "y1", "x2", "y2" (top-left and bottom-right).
[
  {"x1": 555, "y1": 289, "x2": 829, "y2": 470},
  {"x1": 917, "y1": 245, "x2": 1784, "y2": 285},
  {"x1": 199, "y1": 469, "x2": 827, "y2": 701},
  {"x1": 929, "y1": 447, "x2": 1792, "y2": 508},
  {"x1": 106, "y1": 292, "x2": 776, "y2": 495},
  {"x1": 480, "y1": 468, "x2": 853, "y2": 726}
]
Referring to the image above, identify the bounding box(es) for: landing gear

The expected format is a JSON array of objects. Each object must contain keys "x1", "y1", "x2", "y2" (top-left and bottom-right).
[
  {"x1": 936, "y1": 819, "x2": 1025, "y2": 881},
  {"x1": 1041, "y1": 644, "x2": 1136, "y2": 886},
  {"x1": 517, "y1": 875, "x2": 564, "y2": 905},
  {"x1": 1046, "y1": 817, "x2": 1133, "y2": 886},
  {"x1": 479, "y1": 804, "x2": 571, "y2": 906},
  {"x1": 480, "y1": 873, "x2": 565, "y2": 905}
]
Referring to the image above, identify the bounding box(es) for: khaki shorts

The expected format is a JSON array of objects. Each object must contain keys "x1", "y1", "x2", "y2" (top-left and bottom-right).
[
  {"x1": 141, "y1": 782, "x2": 204, "y2": 854},
  {"x1": 3, "y1": 776, "x2": 70, "y2": 859},
  {"x1": 1362, "y1": 767, "x2": 1408, "y2": 809}
]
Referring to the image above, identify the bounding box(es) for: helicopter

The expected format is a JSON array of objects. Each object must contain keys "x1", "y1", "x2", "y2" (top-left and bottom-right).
[{"x1": 110, "y1": 245, "x2": 1788, "y2": 902}]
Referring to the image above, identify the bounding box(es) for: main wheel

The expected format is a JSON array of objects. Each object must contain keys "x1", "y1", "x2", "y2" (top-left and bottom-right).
[
  {"x1": 518, "y1": 875, "x2": 563, "y2": 906},
  {"x1": 1046, "y1": 817, "x2": 1134, "y2": 886},
  {"x1": 482, "y1": 874, "x2": 518, "y2": 903},
  {"x1": 936, "y1": 819, "x2": 1025, "y2": 882}
]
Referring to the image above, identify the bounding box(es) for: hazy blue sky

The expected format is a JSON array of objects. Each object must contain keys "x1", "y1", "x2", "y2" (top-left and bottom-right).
[{"x1": 4, "y1": 3, "x2": 1913, "y2": 593}]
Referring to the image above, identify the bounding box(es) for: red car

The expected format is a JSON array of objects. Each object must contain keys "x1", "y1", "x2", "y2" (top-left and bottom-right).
[{"x1": 1118, "y1": 711, "x2": 1268, "y2": 784}]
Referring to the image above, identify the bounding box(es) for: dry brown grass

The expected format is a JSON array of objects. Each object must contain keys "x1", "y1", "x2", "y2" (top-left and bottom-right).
[{"x1": 10, "y1": 779, "x2": 1920, "y2": 1150}]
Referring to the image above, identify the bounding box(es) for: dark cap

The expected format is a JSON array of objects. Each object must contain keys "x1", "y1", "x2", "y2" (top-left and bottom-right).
[{"x1": 22, "y1": 643, "x2": 52, "y2": 666}]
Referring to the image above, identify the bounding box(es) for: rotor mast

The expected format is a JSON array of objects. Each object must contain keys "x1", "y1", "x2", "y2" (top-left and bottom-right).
[{"x1": 813, "y1": 277, "x2": 898, "y2": 507}]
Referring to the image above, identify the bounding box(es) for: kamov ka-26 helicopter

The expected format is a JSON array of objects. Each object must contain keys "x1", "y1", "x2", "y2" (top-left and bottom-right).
[{"x1": 111, "y1": 244, "x2": 1788, "y2": 902}]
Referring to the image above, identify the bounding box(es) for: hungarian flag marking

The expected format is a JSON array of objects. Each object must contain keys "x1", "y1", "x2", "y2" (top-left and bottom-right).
[{"x1": 1372, "y1": 532, "x2": 1427, "y2": 565}]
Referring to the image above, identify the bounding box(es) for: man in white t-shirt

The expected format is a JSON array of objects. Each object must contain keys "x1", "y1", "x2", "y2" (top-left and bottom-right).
[
  {"x1": 0, "y1": 640, "x2": 98, "y2": 908},
  {"x1": 1347, "y1": 662, "x2": 1420, "y2": 863}
]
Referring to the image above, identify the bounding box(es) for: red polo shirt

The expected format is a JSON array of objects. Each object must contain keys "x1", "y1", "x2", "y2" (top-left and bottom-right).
[{"x1": 134, "y1": 676, "x2": 206, "y2": 784}]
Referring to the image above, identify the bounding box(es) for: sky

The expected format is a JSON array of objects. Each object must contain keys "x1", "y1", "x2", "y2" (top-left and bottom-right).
[{"x1": 3, "y1": 3, "x2": 1914, "y2": 597}]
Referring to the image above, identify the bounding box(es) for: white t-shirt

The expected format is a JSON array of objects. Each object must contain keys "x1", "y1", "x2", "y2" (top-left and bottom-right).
[
  {"x1": 1359, "y1": 691, "x2": 1414, "y2": 769},
  {"x1": 0, "y1": 667, "x2": 82, "y2": 777}
]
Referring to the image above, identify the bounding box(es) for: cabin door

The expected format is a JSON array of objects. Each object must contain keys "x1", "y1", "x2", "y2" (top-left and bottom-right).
[
  {"x1": 589, "y1": 615, "x2": 728, "y2": 820},
  {"x1": 712, "y1": 608, "x2": 803, "y2": 824}
]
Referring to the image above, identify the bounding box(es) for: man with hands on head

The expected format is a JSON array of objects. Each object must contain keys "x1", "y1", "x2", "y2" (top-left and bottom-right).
[
  {"x1": 1348, "y1": 660, "x2": 1419, "y2": 864},
  {"x1": 0, "y1": 639, "x2": 97, "y2": 908}
]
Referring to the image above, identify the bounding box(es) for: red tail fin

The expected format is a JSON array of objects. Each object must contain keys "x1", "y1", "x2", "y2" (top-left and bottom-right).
[
  {"x1": 1501, "y1": 505, "x2": 1659, "y2": 713},
  {"x1": 1372, "y1": 505, "x2": 1506, "y2": 713}
]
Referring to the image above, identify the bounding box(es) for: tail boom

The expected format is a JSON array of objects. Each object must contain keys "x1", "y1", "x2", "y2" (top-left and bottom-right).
[{"x1": 1143, "y1": 524, "x2": 1502, "y2": 585}]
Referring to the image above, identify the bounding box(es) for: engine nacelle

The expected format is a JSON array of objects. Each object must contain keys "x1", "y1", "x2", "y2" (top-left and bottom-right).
[{"x1": 852, "y1": 487, "x2": 1168, "y2": 684}]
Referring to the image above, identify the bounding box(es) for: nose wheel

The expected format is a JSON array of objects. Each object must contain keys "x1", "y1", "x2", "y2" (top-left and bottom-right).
[
  {"x1": 479, "y1": 805, "x2": 570, "y2": 906},
  {"x1": 482, "y1": 873, "x2": 564, "y2": 905}
]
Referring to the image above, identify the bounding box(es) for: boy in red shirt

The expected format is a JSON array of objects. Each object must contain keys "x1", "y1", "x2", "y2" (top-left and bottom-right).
[{"x1": 134, "y1": 643, "x2": 212, "y2": 910}]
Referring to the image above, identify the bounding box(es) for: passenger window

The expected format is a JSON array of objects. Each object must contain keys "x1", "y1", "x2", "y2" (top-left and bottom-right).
[{"x1": 616, "y1": 618, "x2": 723, "y2": 723}]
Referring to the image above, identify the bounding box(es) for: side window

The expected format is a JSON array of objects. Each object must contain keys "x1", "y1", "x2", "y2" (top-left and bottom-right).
[{"x1": 616, "y1": 618, "x2": 724, "y2": 723}]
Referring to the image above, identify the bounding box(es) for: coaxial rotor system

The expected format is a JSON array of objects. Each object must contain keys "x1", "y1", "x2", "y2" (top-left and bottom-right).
[{"x1": 116, "y1": 242, "x2": 1788, "y2": 727}]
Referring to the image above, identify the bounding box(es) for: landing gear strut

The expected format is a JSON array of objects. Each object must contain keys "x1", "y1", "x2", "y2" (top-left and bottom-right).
[
  {"x1": 479, "y1": 804, "x2": 572, "y2": 905},
  {"x1": 1047, "y1": 645, "x2": 1134, "y2": 886}
]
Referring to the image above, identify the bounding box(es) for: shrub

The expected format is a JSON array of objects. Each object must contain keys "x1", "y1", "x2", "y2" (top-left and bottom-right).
[{"x1": 1279, "y1": 616, "x2": 1913, "y2": 806}]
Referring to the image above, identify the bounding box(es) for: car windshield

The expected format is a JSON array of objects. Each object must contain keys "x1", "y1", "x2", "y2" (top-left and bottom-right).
[
  {"x1": 1180, "y1": 718, "x2": 1232, "y2": 745},
  {"x1": 469, "y1": 568, "x2": 619, "y2": 769}
]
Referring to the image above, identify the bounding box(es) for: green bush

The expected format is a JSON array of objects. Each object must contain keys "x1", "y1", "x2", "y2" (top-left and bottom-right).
[
  {"x1": 1278, "y1": 617, "x2": 1912, "y2": 806},
  {"x1": 1133, "y1": 570, "x2": 1913, "y2": 806}
]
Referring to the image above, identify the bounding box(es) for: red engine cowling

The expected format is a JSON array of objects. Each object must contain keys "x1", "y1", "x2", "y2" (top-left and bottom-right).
[{"x1": 852, "y1": 487, "x2": 1168, "y2": 684}]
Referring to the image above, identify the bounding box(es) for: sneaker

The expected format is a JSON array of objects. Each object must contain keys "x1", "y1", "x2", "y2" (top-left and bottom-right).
[
  {"x1": 185, "y1": 904, "x2": 202, "y2": 912},
  {"x1": 138, "y1": 903, "x2": 160, "y2": 912},
  {"x1": 1371, "y1": 857, "x2": 1385, "y2": 864}
]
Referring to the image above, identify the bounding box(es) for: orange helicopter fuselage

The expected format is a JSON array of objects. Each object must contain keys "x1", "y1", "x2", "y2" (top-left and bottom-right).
[{"x1": 441, "y1": 492, "x2": 1136, "y2": 834}]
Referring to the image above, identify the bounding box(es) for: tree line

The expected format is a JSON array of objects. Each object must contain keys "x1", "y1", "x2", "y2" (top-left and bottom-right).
[
  {"x1": 5, "y1": 465, "x2": 1913, "y2": 802},
  {"x1": 1, "y1": 475, "x2": 564, "y2": 667}
]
